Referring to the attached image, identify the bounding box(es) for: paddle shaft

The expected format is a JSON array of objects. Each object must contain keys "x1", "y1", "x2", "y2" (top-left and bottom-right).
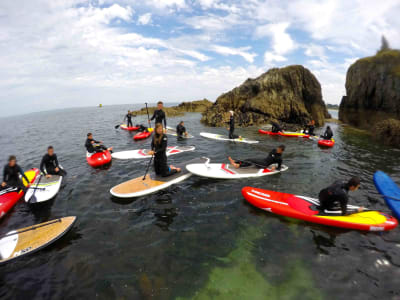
[
  {"x1": 0, "y1": 219, "x2": 61, "y2": 239},
  {"x1": 26, "y1": 174, "x2": 42, "y2": 202},
  {"x1": 143, "y1": 155, "x2": 154, "y2": 180}
]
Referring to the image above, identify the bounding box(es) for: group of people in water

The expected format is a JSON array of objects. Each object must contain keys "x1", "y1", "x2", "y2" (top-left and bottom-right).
[{"x1": 2, "y1": 103, "x2": 362, "y2": 217}]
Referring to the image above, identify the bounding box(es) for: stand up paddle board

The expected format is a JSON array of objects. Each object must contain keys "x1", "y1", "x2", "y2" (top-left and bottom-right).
[
  {"x1": 112, "y1": 146, "x2": 195, "y2": 160},
  {"x1": 186, "y1": 159, "x2": 288, "y2": 179},
  {"x1": 318, "y1": 139, "x2": 335, "y2": 147},
  {"x1": 258, "y1": 129, "x2": 310, "y2": 138},
  {"x1": 120, "y1": 124, "x2": 139, "y2": 131},
  {"x1": 0, "y1": 216, "x2": 76, "y2": 265},
  {"x1": 200, "y1": 132, "x2": 259, "y2": 144},
  {"x1": 0, "y1": 169, "x2": 39, "y2": 219},
  {"x1": 165, "y1": 126, "x2": 194, "y2": 139},
  {"x1": 86, "y1": 151, "x2": 112, "y2": 167},
  {"x1": 242, "y1": 187, "x2": 397, "y2": 231},
  {"x1": 25, "y1": 175, "x2": 63, "y2": 203},
  {"x1": 374, "y1": 171, "x2": 400, "y2": 220},
  {"x1": 110, "y1": 157, "x2": 208, "y2": 198}
]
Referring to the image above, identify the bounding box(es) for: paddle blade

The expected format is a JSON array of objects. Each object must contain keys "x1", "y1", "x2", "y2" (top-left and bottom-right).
[{"x1": 115, "y1": 125, "x2": 120, "y2": 129}]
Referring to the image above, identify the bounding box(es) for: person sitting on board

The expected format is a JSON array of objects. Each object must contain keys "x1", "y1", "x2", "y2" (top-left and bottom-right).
[
  {"x1": 321, "y1": 126, "x2": 333, "y2": 140},
  {"x1": 303, "y1": 120, "x2": 315, "y2": 136},
  {"x1": 40, "y1": 146, "x2": 66, "y2": 178},
  {"x1": 226, "y1": 111, "x2": 242, "y2": 139},
  {"x1": 228, "y1": 145, "x2": 285, "y2": 171},
  {"x1": 148, "y1": 123, "x2": 181, "y2": 177},
  {"x1": 85, "y1": 133, "x2": 113, "y2": 154},
  {"x1": 1, "y1": 155, "x2": 29, "y2": 192},
  {"x1": 271, "y1": 121, "x2": 283, "y2": 133},
  {"x1": 176, "y1": 121, "x2": 188, "y2": 139},
  {"x1": 124, "y1": 110, "x2": 133, "y2": 128},
  {"x1": 149, "y1": 101, "x2": 167, "y2": 128},
  {"x1": 318, "y1": 177, "x2": 364, "y2": 215}
]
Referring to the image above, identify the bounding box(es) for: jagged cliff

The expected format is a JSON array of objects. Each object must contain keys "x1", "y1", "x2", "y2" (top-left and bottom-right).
[{"x1": 201, "y1": 65, "x2": 330, "y2": 127}]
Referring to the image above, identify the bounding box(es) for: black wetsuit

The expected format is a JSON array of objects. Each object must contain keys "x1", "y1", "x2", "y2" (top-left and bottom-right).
[
  {"x1": 40, "y1": 153, "x2": 66, "y2": 176},
  {"x1": 151, "y1": 109, "x2": 167, "y2": 127},
  {"x1": 138, "y1": 125, "x2": 148, "y2": 132},
  {"x1": 151, "y1": 134, "x2": 177, "y2": 177},
  {"x1": 228, "y1": 115, "x2": 238, "y2": 139},
  {"x1": 125, "y1": 113, "x2": 133, "y2": 127},
  {"x1": 318, "y1": 180, "x2": 352, "y2": 215},
  {"x1": 271, "y1": 121, "x2": 282, "y2": 133},
  {"x1": 321, "y1": 128, "x2": 333, "y2": 140},
  {"x1": 236, "y1": 149, "x2": 283, "y2": 170},
  {"x1": 85, "y1": 138, "x2": 107, "y2": 153},
  {"x1": 2, "y1": 164, "x2": 29, "y2": 192},
  {"x1": 304, "y1": 124, "x2": 315, "y2": 135},
  {"x1": 176, "y1": 124, "x2": 186, "y2": 138}
]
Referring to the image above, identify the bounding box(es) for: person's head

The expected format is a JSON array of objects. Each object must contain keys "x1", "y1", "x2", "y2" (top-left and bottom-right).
[
  {"x1": 327, "y1": 126, "x2": 331, "y2": 131},
  {"x1": 311, "y1": 120, "x2": 315, "y2": 125},
  {"x1": 179, "y1": 121, "x2": 184, "y2": 126},
  {"x1": 128, "y1": 110, "x2": 130, "y2": 113},
  {"x1": 8, "y1": 155, "x2": 16, "y2": 167},
  {"x1": 347, "y1": 177, "x2": 361, "y2": 191},
  {"x1": 155, "y1": 123, "x2": 163, "y2": 135},
  {"x1": 87, "y1": 133, "x2": 93, "y2": 139},
  {"x1": 229, "y1": 110, "x2": 234, "y2": 116},
  {"x1": 157, "y1": 101, "x2": 163, "y2": 109},
  {"x1": 276, "y1": 145, "x2": 286, "y2": 154},
  {"x1": 47, "y1": 146, "x2": 54, "y2": 156}
]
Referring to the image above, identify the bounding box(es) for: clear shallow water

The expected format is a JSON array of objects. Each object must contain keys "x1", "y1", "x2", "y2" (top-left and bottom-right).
[{"x1": 0, "y1": 106, "x2": 399, "y2": 300}]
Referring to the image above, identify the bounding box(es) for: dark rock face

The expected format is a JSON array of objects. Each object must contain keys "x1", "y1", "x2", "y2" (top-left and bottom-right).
[
  {"x1": 373, "y1": 119, "x2": 400, "y2": 146},
  {"x1": 339, "y1": 50, "x2": 400, "y2": 147},
  {"x1": 201, "y1": 65, "x2": 330, "y2": 127}
]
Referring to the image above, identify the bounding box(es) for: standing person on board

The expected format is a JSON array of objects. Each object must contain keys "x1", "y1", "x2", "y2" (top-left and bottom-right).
[
  {"x1": 1, "y1": 155, "x2": 29, "y2": 192},
  {"x1": 124, "y1": 110, "x2": 133, "y2": 128},
  {"x1": 85, "y1": 133, "x2": 113, "y2": 154},
  {"x1": 227, "y1": 111, "x2": 241, "y2": 139},
  {"x1": 150, "y1": 101, "x2": 167, "y2": 128},
  {"x1": 40, "y1": 146, "x2": 66, "y2": 178}
]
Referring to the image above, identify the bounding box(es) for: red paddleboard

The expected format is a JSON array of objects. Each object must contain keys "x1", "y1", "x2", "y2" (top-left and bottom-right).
[
  {"x1": 242, "y1": 187, "x2": 397, "y2": 231},
  {"x1": 0, "y1": 168, "x2": 39, "y2": 218},
  {"x1": 258, "y1": 129, "x2": 310, "y2": 138},
  {"x1": 318, "y1": 139, "x2": 335, "y2": 147},
  {"x1": 133, "y1": 131, "x2": 152, "y2": 141},
  {"x1": 86, "y1": 151, "x2": 112, "y2": 167},
  {"x1": 121, "y1": 124, "x2": 139, "y2": 131}
]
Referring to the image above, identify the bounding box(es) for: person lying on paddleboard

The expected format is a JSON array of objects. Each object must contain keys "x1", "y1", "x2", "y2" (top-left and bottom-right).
[
  {"x1": 228, "y1": 145, "x2": 285, "y2": 171},
  {"x1": 227, "y1": 111, "x2": 241, "y2": 139},
  {"x1": 150, "y1": 101, "x2": 167, "y2": 128},
  {"x1": 40, "y1": 146, "x2": 66, "y2": 178},
  {"x1": 1, "y1": 155, "x2": 29, "y2": 192},
  {"x1": 124, "y1": 110, "x2": 133, "y2": 128},
  {"x1": 321, "y1": 126, "x2": 333, "y2": 140},
  {"x1": 318, "y1": 177, "x2": 364, "y2": 215},
  {"x1": 176, "y1": 121, "x2": 188, "y2": 139},
  {"x1": 137, "y1": 124, "x2": 149, "y2": 132},
  {"x1": 303, "y1": 120, "x2": 315, "y2": 136},
  {"x1": 148, "y1": 123, "x2": 181, "y2": 177},
  {"x1": 85, "y1": 133, "x2": 113, "y2": 154},
  {"x1": 271, "y1": 121, "x2": 283, "y2": 133}
]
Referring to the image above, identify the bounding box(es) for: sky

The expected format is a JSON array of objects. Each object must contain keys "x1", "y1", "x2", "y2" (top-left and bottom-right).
[{"x1": 1, "y1": 0, "x2": 400, "y2": 117}]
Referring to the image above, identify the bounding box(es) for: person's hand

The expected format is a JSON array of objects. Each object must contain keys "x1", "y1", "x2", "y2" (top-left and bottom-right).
[
  {"x1": 226, "y1": 128, "x2": 229, "y2": 131},
  {"x1": 357, "y1": 207, "x2": 365, "y2": 213},
  {"x1": 55, "y1": 167, "x2": 59, "y2": 172},
  {"x1": 148, "y1": 150, "x2": 155, "y2": 155},
  {"x1": 1, "y1": 182, "x2": 6, "y2": 187},
  {"x1": 46, "y1": 174, "x2": 52, "y2": 178},
  {"x1": 100, "y1": 141, "x2": 103, "y2": 144},
  {"x1": 91, "y1": 140, "x2": 95, "y2": 144},
  {"x1": 148, "y1": 120, "x2": 151, "y2": 124}
]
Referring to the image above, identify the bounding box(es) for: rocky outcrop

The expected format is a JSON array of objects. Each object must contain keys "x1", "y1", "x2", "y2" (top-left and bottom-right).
[
  {"x1": 339, "y1": 49, "x2": 400, "y2": 147},
  {"x1": 201, "y1": 65, "x2": 330, "y2": 127},
  {"x1": 131, "y1": 99, "x2": 212, "y2": 117},
  {"x1": 373, "y1": 119, "x2": 400, "y2": 146}
]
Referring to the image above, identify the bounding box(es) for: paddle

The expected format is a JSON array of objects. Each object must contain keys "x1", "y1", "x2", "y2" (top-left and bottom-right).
[
  {"x1": 26, "y1": 174, "x2": 42, "y2": 203},
  {"x1": 0, "y1": 219, "x2": 61, "y2": 239},
  {"x1": 143, "y1": 155, "x2": 154, "y2": 180}
]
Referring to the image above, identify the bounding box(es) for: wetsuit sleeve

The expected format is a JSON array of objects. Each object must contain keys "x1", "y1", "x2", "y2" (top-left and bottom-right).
[
  {"x1": 163, "y1": 111, "x2": 166, "y2": 127},
  {"x1": 340, "y1": 192, "x2": 349, "y2": 216},
  {"x1": 150, "y1": 111, "x2": 156, "y2": 121},
  {"x1": 19, "y1": 166, "x2": 29, "y2": 183},
  {"x1": 40, "y1": 155, "x2": 46, "y2": 174},
  {"x1": 151, "y1": 137, "x2": 155, "y2": 150},
  {"x1": 3, "y1": 166, "x2": 7, "y2": 182},
  {"x1": 54, "y1": 154, "x2": 59, "y2": 168}
]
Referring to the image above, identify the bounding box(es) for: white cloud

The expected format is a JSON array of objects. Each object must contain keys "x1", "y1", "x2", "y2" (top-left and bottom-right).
[
  {"x1": 304, "y1": 44, "x2": 325, "y2": 58},
  {"x1": 255, "y1": 22, "x2": 296, "y2": 55},
  {"x1": 211, "y1": 45, "x2": 256, "y2": 63},
  {"x1": 264, "y1": 52, "x2": 287, "y2": 64},
  {"x1": 148, "y1": 0, "x2": 187, "y2": 10},
  {"x1": 137, "y1": 13, "x2": 152, "y2": 25}
]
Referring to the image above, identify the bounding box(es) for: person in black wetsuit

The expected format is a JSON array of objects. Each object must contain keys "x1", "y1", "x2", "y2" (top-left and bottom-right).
[
  {"x1": 226, "y1": 111, "x2": 241, "y2": 139},
  {"x1": 321, "y1": 126, "x2": 333, "y2": 140},
  {"x1": 124, "y1": 111, "x2": 133, "y2": 127},
  {"x1": 271, "y1": 121, "x2": 282, "y2": 133},
  {"x1": 85, "y1": 133, "x2": 113, "y2": 154},
  {"x1": 176, "y1": 121, "x2": 188, "y2": 139},
  {"x1": 40, "y1": 146, "x2": 66, "y2": 178},
  {"x1": 228, "y1": 145, "x2": 285, "y2": 171},
  {"x1": 318, "y1": 177, "x2": 364, "y2": 215},
  {"x1": 148, "y1": 123, "x2": 181, "y2": 177},
  {"x1": 1, "y1": 155, "x2": 29, "y2": 192},
  {"x1": 303, "y1": 120, "x2": 315, "y2": 136},
  {"x1": 150, "y1": 101, "x2": 167, "y2": 128}
]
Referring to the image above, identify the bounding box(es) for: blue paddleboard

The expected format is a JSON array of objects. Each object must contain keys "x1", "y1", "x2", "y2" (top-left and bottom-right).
[{"x1": 373, "y1": 171, "x2": 400, "y2": 219}]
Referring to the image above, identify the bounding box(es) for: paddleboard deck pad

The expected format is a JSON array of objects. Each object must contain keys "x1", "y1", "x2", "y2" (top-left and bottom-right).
[
  {"x1": 165, "y1": 126, "x2": 194, "y2": 139},
  {"x1": 200, "y1": 132, "x2": 259, "y2": 144},
  {"x1": 112, "y1": 146, "x2": 195, "y2": 159},
  {"x1": 110, "y1": 157, "x2": 207, "y2": 198},
  {"x1": 86, "y1": 151, "x2": 112, "y2": 167},
  {"x1": 186, "y1": 160, "x2": 288, "y2": 179},
  {"x1": 25, "y1": 175, "x2": 63, "y2": 203},
  {"x1": 374, "y1": 171, "x2": 400, "y2": 220},
  {"x1": 242, "y1": 187, "x2": 397, "y2": 231},
  {"x1": 0, "y1": 216, "x2": 76, "y2": 264}
]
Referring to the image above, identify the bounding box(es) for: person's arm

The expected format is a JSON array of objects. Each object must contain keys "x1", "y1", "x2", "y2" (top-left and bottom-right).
[
  {"x1": 19, "y1": 166, "x2": 29, "y2": 183},
  {"x1": 340, "y1": 193, "x2": 349, "y2": 216},
  {"x1": 163, "y1": 111, "x2": 167, "y2": 127},
  {"x1": 54, "y1": 154, "x2": 59, "y2": 168},
  {"x1": 150, "y1": 110, "x2": 156, "y2": 121},
  {"x1": 3, "y1": 166, "x2": 7, "y2": 183},
  {"x1": 40, "y1": 156, "x2": 47, "y2": 174},
  {"x1": 151, "y1": 137, "x2": 155, "y2": 151}
]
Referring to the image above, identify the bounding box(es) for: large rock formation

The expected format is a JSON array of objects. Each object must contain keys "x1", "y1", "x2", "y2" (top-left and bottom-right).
[
  {"x1": 131, "y1": 99, "x2": 212, "y2": 117},
  {"x1": 201, "y1": 65, "x2": 330, "y2": 127}
]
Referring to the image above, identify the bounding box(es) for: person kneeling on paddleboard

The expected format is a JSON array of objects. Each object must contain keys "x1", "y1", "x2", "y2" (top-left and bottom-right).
[
  {"x1": 1, "y1": 155, "x2": 29, "y2": 192},
  {"x1": 40, "y1": 146, "x2": 66, "y2": 178},
  {"x1": 228, "y1": 145, "x2": 285, "y2": 171},
  {"x1": 271, "y1": 121, "x2": 283, "y2": 133},
  {"x1": 318, "y1": 177, "x2": 364, "y2": 215},
  {"x1": 85, "y1": 133, "x2": 113, "y2": 154},
  {"x1": 148, "y1": 123, "x2": 181, "y2": 177},
  {"x1": 303, "y1": 120, "x2": 315, "y2": 136},
  {"x1": 227, "y1": 111, "x2": 242, "y2": 139},
  {"x1": 321, "y1": 126, "x2": 333, "y2": 140},
  {"x1": 176, "y1": 121, "x2": 188, "y2": 139}
]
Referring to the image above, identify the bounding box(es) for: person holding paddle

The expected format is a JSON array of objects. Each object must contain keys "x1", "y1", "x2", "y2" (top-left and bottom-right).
[
  {"x1": 1, "y1": 155, "x2": 29, "y2": 192},
  {"x1": 124, "y1": 110, "x2": 134, "y2": 128},
  {"x1": 85, "y1": 133, "x2": 113, "y2": 154},
  {"x1": 148, "y1": 123, "x2": 181, "y2": 177}
]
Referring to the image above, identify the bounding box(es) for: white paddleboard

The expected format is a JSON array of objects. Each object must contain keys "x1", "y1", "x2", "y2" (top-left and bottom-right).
[
  {"x1": 110, "y1": 157, "x2": 207, "y2": 198},
  {"x1": 165, "y1": 126, "x2": 194, "y2": 139},
  {"x1": 200, "y1": 132, "x2": 259, "y2": 144},
  {"x1": 112, "y1": 146, "x2": 195, "y2": 160},
  {"x1": 25, "y1": 175, "x2": 63, "y2": 203},
  {"x1": 186, "y1": 159, "x2": 288, "y2": 179}
]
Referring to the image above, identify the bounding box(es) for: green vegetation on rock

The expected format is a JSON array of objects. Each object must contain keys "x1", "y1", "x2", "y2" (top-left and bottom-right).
[{"x1": 131, "y1": 99, "x2": 212, "y2": 117}]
